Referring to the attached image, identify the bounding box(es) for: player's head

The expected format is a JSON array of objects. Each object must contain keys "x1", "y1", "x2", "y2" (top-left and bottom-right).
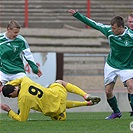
[
  {"x1": 7, "y1": 20, "x2": 21, "y2": 30},
  {"x1": 2, "y1": 84, "x2": 16, "y2": 98},
  {"x1": 127, "y1": 13, "x2": 133, "y2": 30},
  {"x1": 6, "y1": 20, "x2": 21, "y2": 39},
  {"x1": 110, "y1": 16, "x2": 125, "y2": 35}
]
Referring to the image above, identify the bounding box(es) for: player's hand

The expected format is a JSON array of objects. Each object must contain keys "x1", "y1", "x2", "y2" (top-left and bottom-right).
[
  {"x1": 0, "y1": 104, "x2": 11, "y2": 112},
  {"x1": 37, "y1": 68, "x2": 42, "y2": 77},
  {"x1": 68, "y1": 9, "x2": 78, "y2": 15}
]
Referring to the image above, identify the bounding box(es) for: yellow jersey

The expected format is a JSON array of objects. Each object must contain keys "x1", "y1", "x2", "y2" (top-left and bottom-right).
[{"x1": 7, "y1": 76, "x2": 67, "y2": 121}]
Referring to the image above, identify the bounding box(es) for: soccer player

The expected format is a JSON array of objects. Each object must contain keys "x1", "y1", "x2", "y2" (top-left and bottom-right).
[
  {"x1": 126, "y1": 13, "x2": 133, "y2": 116},
  {"x1": 0, "y1": 20, "x2": 42, "y2": 92},
  {"x1": 127, "y1": 13, "x2": 133, "y2": 31},
  {"x1": 68, "y1": 9, "x2": 133, "y2": 120},
  {"x1": 0, "y1": 76, "x2": 101, "y2": 121}
]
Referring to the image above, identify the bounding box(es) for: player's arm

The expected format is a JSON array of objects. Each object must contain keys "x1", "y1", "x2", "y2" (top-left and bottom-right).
[
  {"x1": 23, "y1": 48, "x2": 42, "y2": 77},
  {"x1": 20, "y1": 36, "x2": 42, "y2": 77},
  {"x1": 8, "y1": 102, "x2": 30, "y2": 122},
  {"x1": 1, "y1": 102, "x2": 30, "y2": 122},
  {"x1": 68, "y1": 9, "x2": 110, "y2": 36}
]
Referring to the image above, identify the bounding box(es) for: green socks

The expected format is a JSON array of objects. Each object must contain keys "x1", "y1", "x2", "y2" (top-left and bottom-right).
[
  {"x1": 107, "y1": 96, "x2": 120, "y2": 113},
  {"x1": 129, "y1": 94, "x2": 133, "y2": 112}
]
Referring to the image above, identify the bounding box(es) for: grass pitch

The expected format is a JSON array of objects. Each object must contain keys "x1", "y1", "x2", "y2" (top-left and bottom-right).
[{"x1": 0, "y1": 112, "x2": 132, "y2": 133}]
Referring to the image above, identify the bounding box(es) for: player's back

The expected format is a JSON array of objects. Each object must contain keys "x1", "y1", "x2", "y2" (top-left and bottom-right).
[{"x1": 18, "y1": 76, "x2": 61, "y2": 115}]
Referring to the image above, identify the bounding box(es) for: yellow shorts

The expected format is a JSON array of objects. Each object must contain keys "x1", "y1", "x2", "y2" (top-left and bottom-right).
[{"x1": 49, "y1": 83, "x2": 67, "y2": 120}]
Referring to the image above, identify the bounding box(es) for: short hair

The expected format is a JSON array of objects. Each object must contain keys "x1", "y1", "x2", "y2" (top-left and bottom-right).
[
  {"x1": 110, "y1": 16, "x2": 125, "y2": 27},
  {"x1": 2, "y1": 84, "x2": 15, "y2": 97},
  {"x1": 7, "y1": 20, "x2": 21, "y2": 30},
  {"x1": 128, "y1": 13, "x2": 133, "y2": 18}
]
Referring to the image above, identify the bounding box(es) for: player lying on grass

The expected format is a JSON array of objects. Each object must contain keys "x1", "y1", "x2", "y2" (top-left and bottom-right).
[{"x1": 0, "y1": 76, "x2": 101, "y2": 121}]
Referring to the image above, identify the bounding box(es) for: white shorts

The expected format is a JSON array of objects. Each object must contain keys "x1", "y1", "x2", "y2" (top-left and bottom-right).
[
  {"x1": 0, "y1": 71, "x2": 26, "y2": 85},
  {"x1": 104, "y1": 62, "x2": 133, "y2": 86}
]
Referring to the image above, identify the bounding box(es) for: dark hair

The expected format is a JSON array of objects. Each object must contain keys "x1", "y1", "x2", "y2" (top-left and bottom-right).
[
  {"x1": 2, "y1": 84, "x2": 15, "y2": 97},
  {"x1": 110, "y1": 16, "x2": 125, "y2": 27},
  {"x1": 128, "y1": 13, "x2": 133, "y2": 18},
  {"x1": 7, "y1": 20, "x2": 21, "y2": 30}
]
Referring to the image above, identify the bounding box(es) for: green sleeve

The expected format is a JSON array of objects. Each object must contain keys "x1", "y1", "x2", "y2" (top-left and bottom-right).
[
  {"x1": 8, "y1": 103, "x2": 30, "y2": 122},
  {"x1": 73, "y1": 12, "x2": 110, "y2": 36},
  {"x1": 26, "y1": 60, "x2": 38, "y2": 74}
]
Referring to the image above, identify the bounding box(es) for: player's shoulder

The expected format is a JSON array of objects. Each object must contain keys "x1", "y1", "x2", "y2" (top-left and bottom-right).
[
  {"x1": 0, "y1": 32, "x2": 5, "y2": 37},
  {"x1": 128, "y1": 28, "x2": 133, "y2": 33},
  {"x1": 22, "y1": 76, "x2": 32, "y2": 82},
  {"x1": 16, "y1": 34, "x2": 27, "y2": 42},
  {"x1": 126, "y1": 27, "x2": 133, "y2": 36}
]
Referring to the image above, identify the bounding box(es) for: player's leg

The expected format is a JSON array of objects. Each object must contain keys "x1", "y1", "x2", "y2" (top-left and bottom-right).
[
  {"x1": 0, "y1": 71, "x2": 9, "y2": 92},
  {"x1": 128, "y1": 93, "x2": 133, "y2": 116},
  {"x1": 55, "y1": 80, "x2": 101, "y2": 104},
  {"x1": 51, "y1": 85, "x2": 67, "y2": 121},
  {"x1": 66, "y1": 100, "x2": 99, "y2": 109},
  {"x1": 126, "y1": 78, "x2": 133, "y2": 116},
  {"x1": 104, "y1": 63, "x2": 121, "y2": 120},
  {"x1": 105, "y1": 82, "x2": 122, "y2": 120},
  {"x1": 51, "y1": 111, "x2": 66, "y2": 121},
  {"x1": 0, "y1": 82, "x2": 2, "y2": 92},
  {"x1": 119, "y1": 70, "x2": 133, "y2": 117},
  {"x1": 125, "y1": 79, "x2": 133, "y2": 116}
]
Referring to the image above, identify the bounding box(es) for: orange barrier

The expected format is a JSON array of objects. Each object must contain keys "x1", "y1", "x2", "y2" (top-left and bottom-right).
[
  {"x1": 87, "y1": 0, "x2": 90, "y2": 28},
  {"x1": 24, "y1": 0, "x2": 29, "y2": 27}
]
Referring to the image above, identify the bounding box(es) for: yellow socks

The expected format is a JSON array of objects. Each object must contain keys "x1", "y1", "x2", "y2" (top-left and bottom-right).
[
  {"x1": 65, "y1": 83, "x2": 87, "y2": 97},
  {"x1": 66, "y1": 100, "x2": 92, "y2": 109}
]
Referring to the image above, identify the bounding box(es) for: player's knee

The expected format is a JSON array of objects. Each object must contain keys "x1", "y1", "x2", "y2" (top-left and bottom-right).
[
  {"x1": 127, "y1": 85, "x2": 133, "y2": 93},
  {"x1": 51, "y1": 112, "x2": 66, "y2": 121},
  {"x1": 55, "y1": 80, "x2": 63, "y2": 84},
  {"x1": 55, "y1": 80, "x2": 68, "y2": 88},
  {"x1": 126, "y1": 79, "x2": 133, "y2": 93},
  {"x1": 105, "y1": 89, "x2": 113, "y2": 98}
]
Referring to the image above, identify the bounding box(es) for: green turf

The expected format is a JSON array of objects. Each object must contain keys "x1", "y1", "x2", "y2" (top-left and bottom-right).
[{"x1": 0, "y1": 112, "x2": 133, "y2": 133}]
